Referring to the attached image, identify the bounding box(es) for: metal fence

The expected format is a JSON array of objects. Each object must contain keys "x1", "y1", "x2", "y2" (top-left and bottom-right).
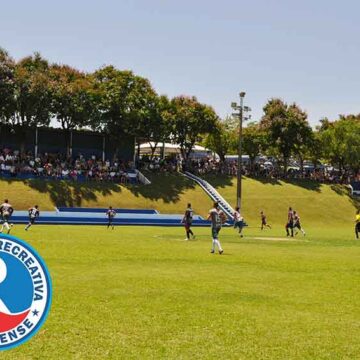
[{"x1": 0, "y1": 125, "x2": 134, "y2": 161}]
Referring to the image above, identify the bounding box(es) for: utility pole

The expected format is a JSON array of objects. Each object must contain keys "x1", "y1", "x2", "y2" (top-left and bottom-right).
[{"x1": 231, "y1": 92, "x2": 251, "y2": 211}]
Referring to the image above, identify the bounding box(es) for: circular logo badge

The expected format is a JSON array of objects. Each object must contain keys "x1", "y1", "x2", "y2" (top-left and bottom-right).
[{"x1": 0, "y1": 234, "x2": 52, "y2": 350}]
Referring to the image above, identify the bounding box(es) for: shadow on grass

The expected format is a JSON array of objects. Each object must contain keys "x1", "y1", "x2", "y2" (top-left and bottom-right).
[
  {"x1": 129, "y1": 171, "x2": 196, "y2": 203},
  {"x1": 249, "y1": 177, "x2": 282, "y2": 186},
  {"x1": 6, "y1": 174, "x2": 356, "y2": 210},
  {"x1": 282, "y1": 179, "x2": 322, "y2": 192},
  {"x1": 202, "y1": 174, "x2": 322, "y2": 192},
  {"x1": 251, "y1": 177, "x2": 322, "y2": 192},
  {"x1": 330, "y1": 184, "x2": 360, "y2": 209},
  {"x1": 201, "y1": 175, "x2": 234, "y2": 188},
  {"x1": 2, "y1": 172, "x2": 197, "y2": 207},
  {"x1": 26, "y1": 179, "x2": 121, "y2": 207},
  {"x1": 204, "y1": 176, "x2": 359, "y2": 210}
]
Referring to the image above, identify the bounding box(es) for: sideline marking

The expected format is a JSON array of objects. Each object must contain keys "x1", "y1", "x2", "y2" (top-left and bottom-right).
[
  {"x1": 153, "y1": 235, "x2": 192, "y2": 242},
  {"x1": 250, "y1": 236, "x2": 309, "y2": 242},
  {"x1": 152, "y1": 234, "x2": 309, "y2": 242}
]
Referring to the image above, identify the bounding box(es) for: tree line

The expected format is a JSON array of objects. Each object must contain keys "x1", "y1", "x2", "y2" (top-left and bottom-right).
[
  {"x1": 205, "y1": 99, "x2": 360, "y2": 175},
  {"x1": 0, "y1": 48, "x2": 218, "y2": 160},
  {"x1": 0, "y1": 48, "x2": 359, "y2": 173}
]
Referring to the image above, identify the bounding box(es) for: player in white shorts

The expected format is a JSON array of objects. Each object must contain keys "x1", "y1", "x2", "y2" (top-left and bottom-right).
[
  {"x1": 293, "y1": 210, "x2": 306, "y2": 236},
  {"x1": 233, "y1": 206, "x2": 245, "y2": 237},
  {"x1": 25, "y1": 205, "x2": 40, "y2": 231},
  {"x1": 0, "y1": 199, "x2": 14, "y2": 234},
  {"x1": 106, "y1": 206, "x2": 116, "y2": 229},
  {"x1": 207, "y1": 202, "x2": 226, "y2": 254}
]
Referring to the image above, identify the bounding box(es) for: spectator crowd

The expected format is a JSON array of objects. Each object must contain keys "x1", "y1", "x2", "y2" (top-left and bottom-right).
[
  {"x1": 141, "y1": 155, "x2": 359, "y2": 185},
  {"x1": 1, "y1": 147, "x2": 359, "y2": 186},
  {"x1": 0, "y1": 147, "x2": 138, "y2": 183}
]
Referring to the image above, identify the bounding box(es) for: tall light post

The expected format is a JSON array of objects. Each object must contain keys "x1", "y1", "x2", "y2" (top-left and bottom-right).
[{"x1": 231, "y1": 92, "x2": 251, "y2": 211}]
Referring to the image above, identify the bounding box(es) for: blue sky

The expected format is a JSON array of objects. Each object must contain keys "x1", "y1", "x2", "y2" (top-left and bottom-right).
[{"x1": 1, "y1": 0, "x2": 359, "y2": 125}]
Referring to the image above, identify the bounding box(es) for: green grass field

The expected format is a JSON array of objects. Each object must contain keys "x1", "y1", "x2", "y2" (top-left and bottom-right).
[
  {"x1": 1, "y1": 174, "x2": 359, "y2": 358},
  {"x1": 2, "y1": 223, "x2": 360, "y2": 360}
]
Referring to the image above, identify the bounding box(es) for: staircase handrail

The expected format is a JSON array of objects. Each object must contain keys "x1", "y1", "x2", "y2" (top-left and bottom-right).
[{"x1": 184, "y1": 171, "x2": 235, "y2": 219}]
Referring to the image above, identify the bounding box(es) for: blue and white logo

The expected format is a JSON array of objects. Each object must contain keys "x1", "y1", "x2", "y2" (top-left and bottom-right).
[{"x1": 0, "y1": 234, "x2": 52, "y2": 350}]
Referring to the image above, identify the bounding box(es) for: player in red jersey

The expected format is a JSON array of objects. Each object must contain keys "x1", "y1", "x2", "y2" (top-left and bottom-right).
[
  {"x1": 285, "y1": 207, "x2": 294, "y2": 237},
  {"x1": 260, "y1": 211, "x2": 271, "y2": 230},
  {"x1": 182, "y1": 203, "x2": 195, "y2": 240}
]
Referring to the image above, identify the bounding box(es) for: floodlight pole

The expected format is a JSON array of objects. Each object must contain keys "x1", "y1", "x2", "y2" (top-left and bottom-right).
[{"x1": 237, "y1": 92, "x2": 245, "y2": 210}]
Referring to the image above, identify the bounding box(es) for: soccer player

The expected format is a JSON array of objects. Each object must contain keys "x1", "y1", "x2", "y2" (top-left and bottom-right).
[
  {"x1": 0, "y1": 199, "x2": 14, "y2": 234},
  {"x1": 355, "y1": 210, "x2": 360, "y2": 239},
  {"x1": 25, "y1": 205, "x2": 40, "y2": 231},
  {"x1": 106, "y1": 206, "x2": 116, "y2": 229},
  {"x1": 260, "y1": 211, "x2": 271, "y2": 230},
  {"x1": 285, "y1": 207, "x2": 294, "y2": 237},
  {"x1": 207, "y1": 202, "x2": 226, "y2": 254},
  {"x1": 293, "y1": 210, "x2": 306, "y2": 236},
  {"x1": 233, "y1": 206, "x2": 244, "y2": 237},
  {"x1": 182, "y1": 203, "x2": 195, "y2": 240}
]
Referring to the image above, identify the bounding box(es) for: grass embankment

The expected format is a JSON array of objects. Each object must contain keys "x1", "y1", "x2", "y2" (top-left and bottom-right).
[
  {"x1": 0, "y1": 172, "x2": 212, "y2": 217},
  {"x1": 204, "y1": 175, "x2": 359, "y2": 228},
  {"x1": 3, "y1": 225, "x2": 360, "y2": 359},
  {"x1": 0, "y1": 173, "x2": 358, "y2": 227}
]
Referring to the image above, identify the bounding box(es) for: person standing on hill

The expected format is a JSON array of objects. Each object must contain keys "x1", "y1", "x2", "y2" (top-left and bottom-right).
[
  {"x1": 355, "y1": 210, "x2": 360, "y2": 239},
  {"x1": 207, "y1": 202, "x2": 226, "y2": 254},
  {"x1": 286, "y1": 207, "x2": 294, "y2": 237},
  {"x1": 182, "y1": 203, "x2": 195, "y2": 240},
  {"x1": 0, "y1": 199, "x2": 14, "y2": 234},
  {"x1": 106, "y1": 206, "x2": 116, "y2": 229}
]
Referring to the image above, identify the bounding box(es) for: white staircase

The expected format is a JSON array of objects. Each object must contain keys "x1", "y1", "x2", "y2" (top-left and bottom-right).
[
  {"x1": 184, "y1": 171, "x2": 235, "y2": 219},
  {"x1": 135, "y1": 170, "x2": 151, "y2": 185}
]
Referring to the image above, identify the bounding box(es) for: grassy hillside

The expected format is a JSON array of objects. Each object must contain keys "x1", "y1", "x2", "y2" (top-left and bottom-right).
[
  {"x1": 0, "y1": 173, "x2": 358, "y2": 226},
  {"x1": 0, "y1": 172, "x2": 212, "y2": 217},
  {"x1": 204, "y1": 175, "x2": 359, "y2": 227}
]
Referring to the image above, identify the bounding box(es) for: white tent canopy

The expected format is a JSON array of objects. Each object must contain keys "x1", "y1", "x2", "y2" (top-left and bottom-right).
[{"x1": 138, "y1": 142, "x2": 214, "y2": 158}]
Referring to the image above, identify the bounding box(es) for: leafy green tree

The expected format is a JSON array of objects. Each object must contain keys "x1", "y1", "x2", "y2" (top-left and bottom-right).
[
  {"x1": 50, "y1": 64, "x2": 94, "y2": 130},
  {"x1": 307, "y1": 131, "x2": 323, "y2": 169},
  {"x1": 320, "y1": 116, "x2": 360, "y2": 172},
  {"x1": 344, "y1": 119, "x2": 360, "y2": 173},
  {"x1": 12, "y1": 53, "x2": 53, "y2": 150},
  {"x1": 136, "y1": 95, "x2": 172, "y2": 159},
  {"x1": 292, "y1": 126, "x2": 314, "y2": 173},
  {"x1": 204, "y1": 117, "x2": 237, "y2": 162},
  {"x1": 260, "y1": 98, "x2": 312, "y2": 175},
  {"x1": 50, "y1": 64, "x2": 95, "y2": 155},
  {"x1": 0, "y1": 48, "x2": 16, "y2": 123},
  {"x1": 242, "y1": 122, "x2": 266, "y2": 172},
  {"x1": 317, "y1": 117, "x2": 333, "y2": 131},
  {"x1": 91, "y1": 66, "x2": 157, "y2": 157},
  {"x1": 169, "y1": 96, "x2": 218, "y2": 163}
]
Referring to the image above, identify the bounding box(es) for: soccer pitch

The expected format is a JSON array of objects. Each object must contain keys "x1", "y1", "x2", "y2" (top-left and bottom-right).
[{"x1": 3, "y1": 224, "x2": 360, "y2": 359}]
